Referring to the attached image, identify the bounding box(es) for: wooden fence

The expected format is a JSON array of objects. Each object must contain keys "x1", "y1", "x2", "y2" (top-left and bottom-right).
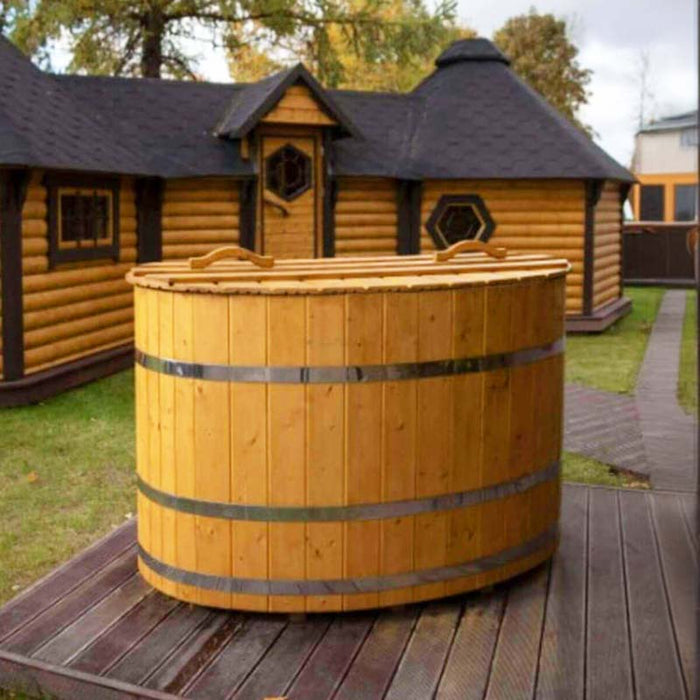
[{"x1": 622, "y1": 222, "x2": 696, "y2": 286}]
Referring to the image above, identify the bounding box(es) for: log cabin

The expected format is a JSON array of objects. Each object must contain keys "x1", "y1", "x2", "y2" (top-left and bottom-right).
[{"x1": 0, "y1": 36, "x2": 633, "y2": 405}]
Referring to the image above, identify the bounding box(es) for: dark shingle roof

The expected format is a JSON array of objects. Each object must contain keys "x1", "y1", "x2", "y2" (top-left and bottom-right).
[
  {"x1": 56, "y1": 73, "x2": 252, "y2": 178},
  {"x1": 640, "y1": 110, "x2": 697, "y2": 134},
  {"x1": 0, "y1": 36, "x2": 633, "y2": 183},
  {"x1": 402, "y1": 58, "x2": 633, "y2": 181},
  {"x1": 0, "y1": 36, "x2": 149, "y2": 174}
]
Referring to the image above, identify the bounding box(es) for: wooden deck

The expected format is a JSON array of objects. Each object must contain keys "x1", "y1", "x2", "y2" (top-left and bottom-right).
[{"x1": 0, "y1": 484, "x2": 696, "y2": 700}]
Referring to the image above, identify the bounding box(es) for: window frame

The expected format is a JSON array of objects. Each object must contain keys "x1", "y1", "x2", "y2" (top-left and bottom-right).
[
  {"x1": 680, "y1": 128, "x2": 698, "y2": 148},
  {"x1": 638, "y1": 184, "x2": 665, "y2": 222},
  {"x1": 673, "y1": 184, "x2": 698, "y2": 222},
  {"x1": 264, "y1": 143, "x2": 313, "y2": 202},
  {"x1": 47, "y1": 174, "x2": 120, "y2": 268},
  {"x1": 425, "y1": 194, "x2": 495, "y2": 249}
]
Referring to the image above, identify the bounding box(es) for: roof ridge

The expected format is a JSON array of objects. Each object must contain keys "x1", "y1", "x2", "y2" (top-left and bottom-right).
[
  {"x1": 55, "y1": 72, "x2": 247, "y2": 89},
  {"x1": 330, "y1": 88, "x2": 419, "y2": 99}
]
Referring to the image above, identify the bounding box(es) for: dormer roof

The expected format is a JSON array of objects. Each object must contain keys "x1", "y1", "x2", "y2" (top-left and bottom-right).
[{"x1": 214, "y1": 63, "x2": 357, "y2": 139}]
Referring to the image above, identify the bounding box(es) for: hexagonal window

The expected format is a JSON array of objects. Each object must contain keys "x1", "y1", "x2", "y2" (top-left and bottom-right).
[
  {"x1": 426, "y1": 194, "x2": 495, "y2": 249},
  {"x1": 265, "y1": 144, "x2": 312, "y2": 202}
]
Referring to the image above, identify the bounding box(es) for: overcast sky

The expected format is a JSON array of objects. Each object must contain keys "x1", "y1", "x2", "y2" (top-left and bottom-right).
[{"x1": 50, "y1": 1, "x2": 696, "y2": 168}]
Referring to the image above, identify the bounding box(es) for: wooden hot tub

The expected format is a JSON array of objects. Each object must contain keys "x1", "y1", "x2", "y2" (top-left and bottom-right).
[{"x1": 127, "y1": 242, "x2": 569, "y2": 613}]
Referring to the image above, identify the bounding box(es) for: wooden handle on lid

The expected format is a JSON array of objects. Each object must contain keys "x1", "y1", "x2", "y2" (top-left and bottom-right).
[
  {"x1": 434, "y1": 240, "x2": 507, "y2": 262},
  {"x1": 189, "y1": 246, "x2": 275, "y2": 270}
]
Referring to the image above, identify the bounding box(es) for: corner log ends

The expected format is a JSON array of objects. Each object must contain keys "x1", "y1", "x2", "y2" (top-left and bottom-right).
[
  {"x1": 583, "y1": 179, "x2": 604, "y2": 317},
  {"x1": 397, "y1": 180, "x2": 422, "y2": 255},
  {"x1": 136, "y1": 177, "x2": 164, "y2": 263}
]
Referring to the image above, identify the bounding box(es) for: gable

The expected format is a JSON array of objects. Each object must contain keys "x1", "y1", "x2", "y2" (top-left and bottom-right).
[
  {"x1": 214, "y1": 64, "x2": 356, "y2": 139},
  {"x1": 261, "y1": 85, "x2": 337, "y2": 127}
]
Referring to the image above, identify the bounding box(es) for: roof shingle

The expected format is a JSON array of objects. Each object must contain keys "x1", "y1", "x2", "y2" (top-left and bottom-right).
[{"x1": 0, "y1": 36, "x2": 633, "y2": 183}]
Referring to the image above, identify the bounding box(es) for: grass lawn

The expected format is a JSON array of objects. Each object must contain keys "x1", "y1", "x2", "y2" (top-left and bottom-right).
[
  {"x1": 562, "y1": 451, "x2": 648, "y2": 489},
  {"x1": 565, "y1": 286, "x2": 665, "y2": 394},
  {"x1": 0, "y1": 371, "x2": 135, "y2": 606},
  {"x1": 678, "y1": 290, "x2": 697, "y2": 414}
]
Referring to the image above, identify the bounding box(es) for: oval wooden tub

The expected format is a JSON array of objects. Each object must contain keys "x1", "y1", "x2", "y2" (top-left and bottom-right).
[{"x1": 126, "y1": 241, "x2": 569, "y2": 613}]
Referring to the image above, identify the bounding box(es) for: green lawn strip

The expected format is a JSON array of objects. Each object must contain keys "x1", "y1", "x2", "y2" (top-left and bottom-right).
[
  {"x1": 677, "y1": 290, "x2": 697, "y2": 414},
  {"x1": 0, "y1": 690, "x2": 53, "y2": 699},
  {"x1": 562, "y1": 451, "x2": 649, "y2": 489},
  {"x1": 0, "y1": 371, "x2": 136, "y2": 606},
  {"x1": 565, "y1": 286, "x2": 665, "y2": 394}
]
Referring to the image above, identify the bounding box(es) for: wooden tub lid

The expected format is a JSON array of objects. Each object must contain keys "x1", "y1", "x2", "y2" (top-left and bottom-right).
[{"x1": 126, "y1": 241, "x2": 571, "y2": 296}]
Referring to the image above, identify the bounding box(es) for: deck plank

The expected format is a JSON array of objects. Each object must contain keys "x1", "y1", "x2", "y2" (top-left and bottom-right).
[
  {"x1": 585, "y1": 489, "x2": 634, "y2": 700},
  {"x1": 334, "y1": 607, "x2": 419, "y2": 700},
  {"x1": 435, "y1": 590, "x2": 505, "y2": 700},
  {"x1": 536, "y1": 486, "x2": 587, "y2": 699},
  {"x1": 0, "y1": 521, "x2": 136, "y2": 645},
  {"x1": 68, "y1": 592, "x2": 181, "y2": 676},
  {"x1": 108, "y1": 606, "x2": 212, "y2": 686},
  {"x1": 619, "y1": 490, "x2": 687, "y2": 700},
  {"x1": 679, "y1": 493, "x2": 697, "y2": 549},
  {"x1": 0, "y1": 648, "x2": 179, "y2": 700},
  {"x1": 2, "y1": 548, "x2": 138, "y2": 656},
  {"x1": 384, "y1": 601, "x2": 462, "y2": 700},
  {"x1": 0, "y1": 485, "x2": 695, "y2": 700},
  {"x1": 650, "y1": 491, "x2": 697, "y2": 697},
  {"x1": 182, "y1": 616, "x2": 287, "y2": 699},
  {"x1": 286, "y1": 614, "x2": 375, "y2": 700},
  {"x1": 231, "y1": 617, "x2": 331, "y2": 700},
  {"x1": 33, "y1": 574, "x2": 150, "y2": 665},
  {"x1": 484, "y1": 565, "x2": 549, "y2": 699},
  {"x1": 143, "y1": 613, "x2": 240, "y2": 694}
]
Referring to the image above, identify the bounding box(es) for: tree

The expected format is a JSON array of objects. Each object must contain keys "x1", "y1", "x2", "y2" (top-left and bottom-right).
[
  {"x1": 229, "y1": 1, "x2": 465, "y2": 90},
  {"x1": 493, "y1": 10, "x2": 592, "y2": 134},
  {"x1": 6, "y1": 0, "x2": 455, "y2": 82}
]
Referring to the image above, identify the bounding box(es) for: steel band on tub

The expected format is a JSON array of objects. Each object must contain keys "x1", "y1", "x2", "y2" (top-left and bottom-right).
[
  {"x1": 138, "y1": 524, "x2": 557, "y2": 596},
  {"x1": 135, "y1": 337, "x2": 564, "y2": 385},
  {"x1": 137, "y1": 460, "x2": 559, "y2": 523}
]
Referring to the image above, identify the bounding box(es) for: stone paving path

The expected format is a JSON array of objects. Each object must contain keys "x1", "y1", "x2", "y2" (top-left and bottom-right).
[
  {"x1": 637, "y1": 291, "x2": 696, "y2": 491},
  {"x1": 564, "y1": 384, "x2": 649, "y2": 475},
  {"x1": 564, "y1": 289, "x2": 696, "y2": 491}
]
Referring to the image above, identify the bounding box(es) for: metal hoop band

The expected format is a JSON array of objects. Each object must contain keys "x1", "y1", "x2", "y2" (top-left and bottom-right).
[
  {"x1": 138, "y1": 524, "x2": 557, "y2": 596},
  {"x1": 135, "y1": 337, "x2": 564, "y2": 385},
  {"x1": 137, "y1": 461, "x2": 559, "y2": 523}
]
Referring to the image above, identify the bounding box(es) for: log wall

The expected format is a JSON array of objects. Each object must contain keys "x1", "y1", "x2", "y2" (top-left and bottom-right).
[
  {"x1": 420, "y1": 180, "x2": 587, "y2": 314},
  {"x1": 592, "y1": 182, "x2": 622, "y2": 311},
  {"x1": 21, "y1": 171, "x2": 136, "y2": 375},
  {"x1": 162, "y1": 179, "x2": 240, "y2": 260},
  {"x1": 334, "y1": 178, "x2": 399, "y2": 256}
]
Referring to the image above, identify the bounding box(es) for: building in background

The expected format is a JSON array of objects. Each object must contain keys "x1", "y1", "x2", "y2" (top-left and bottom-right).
[{"x1": 630, "y1": 110, "x2": 698, "y2": 222}]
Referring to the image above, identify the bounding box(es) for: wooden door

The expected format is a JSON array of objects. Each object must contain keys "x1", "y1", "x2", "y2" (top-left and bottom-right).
[{"x1": 260, "y1": 135, "x2": 319, "y2": 258}]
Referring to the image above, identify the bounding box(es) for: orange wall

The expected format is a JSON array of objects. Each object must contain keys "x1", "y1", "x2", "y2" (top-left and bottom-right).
[{"x1": 631, "y1": 172, "x2": 697, "y2": 222}]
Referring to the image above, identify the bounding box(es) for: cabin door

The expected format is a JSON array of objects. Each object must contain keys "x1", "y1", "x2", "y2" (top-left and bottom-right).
[{"x1": 259, "y1": 135, "x2": 319, "y2": 258}]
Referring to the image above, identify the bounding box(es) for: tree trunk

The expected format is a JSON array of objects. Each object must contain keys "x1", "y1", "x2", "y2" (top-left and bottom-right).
[{"x1": 140, "y1": 7, "x2": 165, "y2": 78}]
